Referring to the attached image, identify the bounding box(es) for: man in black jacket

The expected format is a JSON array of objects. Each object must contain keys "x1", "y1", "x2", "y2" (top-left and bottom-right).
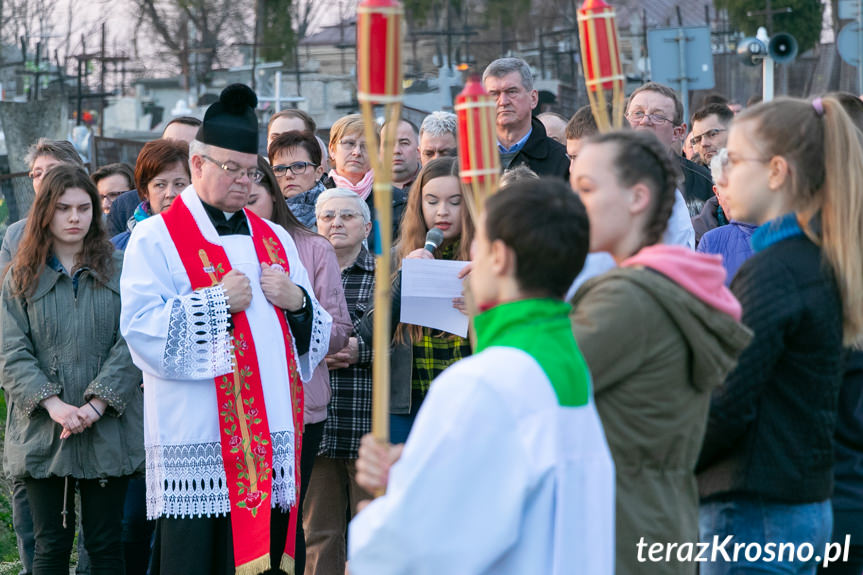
[
  {"x1": 626, "y1": 82, "x2": 714, "y2": 216},
  {"x1": 482, "y1": 57, "x2": 569, "y2": 180}
]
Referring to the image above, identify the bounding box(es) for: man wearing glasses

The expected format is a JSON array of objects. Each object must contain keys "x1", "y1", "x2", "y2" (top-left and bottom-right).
[
  {"x1": 690, "y1": 103, "x2": 733, "y2": 167},
  {"x1": 626, "y1": 82, "x2": 714, "y2": 217},
  {"x1": 120, "y1": 84, "x2": 332, "y2": 574}
]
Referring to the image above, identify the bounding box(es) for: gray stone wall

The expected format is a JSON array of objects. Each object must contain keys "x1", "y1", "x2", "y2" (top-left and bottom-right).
[{"x1": 0, "y1": 95, "x2": 68, "y2": 223}]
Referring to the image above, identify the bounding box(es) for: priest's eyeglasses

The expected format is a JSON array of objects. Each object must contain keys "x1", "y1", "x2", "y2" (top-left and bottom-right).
[
  {"x1": 201, "y1": 154, "x2": 264, "y2": 183},
  {"x1": 272, "y1": 162, "x2": 319, "y2": 177}
]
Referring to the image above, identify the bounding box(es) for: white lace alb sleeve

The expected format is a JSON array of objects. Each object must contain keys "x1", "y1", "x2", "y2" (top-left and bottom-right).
[
  {"x1": 162, "y1": 285, "x2": 233, "y2": 379},
  {"x1": 293, "y1": 296, "x2": 332, "y2": 382},
  {"x1": 121, "y1": 218, "x2": 234, "y2": 380}
]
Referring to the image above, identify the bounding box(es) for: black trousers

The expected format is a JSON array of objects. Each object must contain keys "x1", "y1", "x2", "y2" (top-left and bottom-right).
[
  {"x1": 149, "y1": 508, "x2": 292, "y2": 575},
  {"x1": 121, "y1": 477, "x2": 154, "y2": 575},
  {"x1": 24, "y1": 476, "x2": 129, "y2": 575},
  {"x1": 295, "y1": 420, "x2": 325, "y2": 575}
]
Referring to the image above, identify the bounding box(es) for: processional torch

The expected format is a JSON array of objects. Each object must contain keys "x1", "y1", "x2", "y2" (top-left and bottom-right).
[
  {"x1": 577, "y1": 0, "x2": 625, "y2": 132},
  {"x1": 453, "y1": 75, "x2": 500, "y2": 348},
  {"x1": 356, "y1": 0, "x2": 403, "y2": 457},
  {"x1": 455, "y1": 75, "x2": 501, "y2": 221}
]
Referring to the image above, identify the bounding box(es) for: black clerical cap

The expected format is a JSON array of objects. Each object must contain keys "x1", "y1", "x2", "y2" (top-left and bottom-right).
[{"x1": 197, "y1": 84, "x2": 259, "y2": 154}]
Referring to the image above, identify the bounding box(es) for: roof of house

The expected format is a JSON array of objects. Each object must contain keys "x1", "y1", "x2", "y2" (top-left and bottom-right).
[{"x1": 300, "y1": 17, "x2": 358, "y2": 47}]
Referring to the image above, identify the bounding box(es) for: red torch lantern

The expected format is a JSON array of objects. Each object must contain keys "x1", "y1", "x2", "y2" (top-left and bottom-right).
[
  {"x1": 357, "y1": 0, "x2": 403, "y2": 105},
  {"x1": 455, "y1": 75, "x2": 500, "y2": 219},
  {"x1": 356, "y1": 0, "x2": 404, "y2": 453},
  {"x1": 578, "y1": 0, "x2": 625, "y2": 131}
]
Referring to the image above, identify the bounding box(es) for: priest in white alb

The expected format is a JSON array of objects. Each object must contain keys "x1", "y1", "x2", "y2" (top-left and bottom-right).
[
  {"x1": 348, "y1": 178, "x2": 615, "y2": 574},
  {"x1": 120, "y1": 84, "x2": 331, "y2": 575}
]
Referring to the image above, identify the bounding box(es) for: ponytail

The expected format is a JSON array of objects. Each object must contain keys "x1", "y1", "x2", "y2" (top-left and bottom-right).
[
  {"x1": 820, "y1": 98, "x2": 863, "y2": 344},
  {"x1": 740, "y1": 96, "x2": 863, "y2": 344}
]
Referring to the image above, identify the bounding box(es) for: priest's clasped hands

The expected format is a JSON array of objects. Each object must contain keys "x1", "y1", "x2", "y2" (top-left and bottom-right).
[{"x1": 220, "y1": 263, "x2": 305, "y2": 314}]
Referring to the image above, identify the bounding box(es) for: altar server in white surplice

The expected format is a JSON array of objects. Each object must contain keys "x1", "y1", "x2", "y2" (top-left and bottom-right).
[
  {"x1": 120, "y1": 84, "x2": 331, "y2": 575},
  {"x1": 348, "y1": 179, "x2": 614, "y2": 575}
]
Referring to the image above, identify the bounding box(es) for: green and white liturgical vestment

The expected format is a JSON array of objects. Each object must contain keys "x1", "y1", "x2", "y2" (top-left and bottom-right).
[{"x1": 349, "y1": 299, "x2": 615, "y2": 574}]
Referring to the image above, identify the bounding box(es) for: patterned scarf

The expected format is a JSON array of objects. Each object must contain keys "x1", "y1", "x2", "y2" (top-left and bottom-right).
[{"x1": 286, "y1": 181, "x2": 327, "y2": 229}]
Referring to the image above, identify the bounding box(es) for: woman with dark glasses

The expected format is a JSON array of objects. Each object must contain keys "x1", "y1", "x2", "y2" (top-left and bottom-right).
[{"x1": 268, "y1": 130, "x2": 326, "y2": 229}]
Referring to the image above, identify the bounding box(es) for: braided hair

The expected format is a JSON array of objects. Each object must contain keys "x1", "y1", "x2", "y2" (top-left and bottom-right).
[{"x1": 587, "y1": 130, "x2": 681, "y2": 254}]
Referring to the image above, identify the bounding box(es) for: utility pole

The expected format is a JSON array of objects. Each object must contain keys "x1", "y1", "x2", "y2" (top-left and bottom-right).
[
  {"x1": 100, "y1": 23, "x2": 106, "y2": 135},
  {"x1": 747, "y1": 0, "x2": 793, "y2": 36},
  {"x1": 339, "y1": 2, "x2": 347, "y2": 74},
  {"x1": 251, "y1": 0, "x2": 262, "y2": 90},
  {"x1": 747, "y1": 1, "x2": 793, "y2": 98},
  {"x1": 76, "y1": 35, "x2": 88, "y2": 126}
]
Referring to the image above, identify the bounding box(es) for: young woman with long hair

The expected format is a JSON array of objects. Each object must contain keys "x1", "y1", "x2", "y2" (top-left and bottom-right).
[
  {"x1": 569, "y1": 130, "x2": 751, "y2": 575},
  {"x1": 359, "y1": 156, "x2": 475, "y2": 443},
  {"x1": 697, "y1": 96, "x2": 863, "y2": 575},
  {"x1": 246, "y1": 156, "x2": 351, "y2": 575},
  {"x1": 0, "y1": 164, "x2": 143, "y2": 575}
]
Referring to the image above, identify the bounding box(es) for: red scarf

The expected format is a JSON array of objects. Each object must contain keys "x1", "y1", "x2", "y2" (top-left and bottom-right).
[{"x1": 162, "y1": 195, "x2": 303, "y2": 575}]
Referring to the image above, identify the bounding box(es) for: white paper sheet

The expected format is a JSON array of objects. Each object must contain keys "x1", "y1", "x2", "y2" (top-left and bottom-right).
[{"x1": 400, "y1": 258, "x2": 470, "y2": 337}]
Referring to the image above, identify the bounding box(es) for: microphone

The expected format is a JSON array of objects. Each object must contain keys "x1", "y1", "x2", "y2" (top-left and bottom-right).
[{"x1": 424, "y1": 227, "x2": 444, "y2": 254}]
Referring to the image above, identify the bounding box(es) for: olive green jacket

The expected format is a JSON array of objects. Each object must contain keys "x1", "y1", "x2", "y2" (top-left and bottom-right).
[
  {"x1": 571, "y1": 268, "x2": 751, "y2": 575},
  {"x1": 1, "y1": 251, "x2": 144, "y2": 479}
]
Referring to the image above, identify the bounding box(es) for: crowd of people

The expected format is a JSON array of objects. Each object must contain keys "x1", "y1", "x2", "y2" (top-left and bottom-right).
[{"x1": 0, "y1": 54, "x2": 861, "y2": 575}]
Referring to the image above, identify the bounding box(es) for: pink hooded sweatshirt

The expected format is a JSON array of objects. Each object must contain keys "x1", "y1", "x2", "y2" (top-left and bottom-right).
[{"x1": 621, "y1": 244, "x2": 743, "y2": 321}]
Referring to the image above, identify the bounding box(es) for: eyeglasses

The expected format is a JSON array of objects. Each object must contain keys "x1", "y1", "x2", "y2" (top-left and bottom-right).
[
  {"x1": 338, "y1": 139, "x2": 367, "y2": 154},
  {"x1": 318, "y1": 209, "x2": 362, "y2": 223},
  {"x1": 626, "y1": 111, "x2": 674, "y2": 125},
  {"x1": 201, "y1": 154, "x2": 264, "y2": 183},
  {"x1": 100, "y1": 190, "x2": 126, "y2": 202},
  {"x1": 726, "y1": 153, "x2": 769, "y2": 172},
  {"x1": 272, "y1": 161, "x2": 319, "y2": 177},
  {"x1": 691, "y1": 128, "x2": 727, "y2": 146}
]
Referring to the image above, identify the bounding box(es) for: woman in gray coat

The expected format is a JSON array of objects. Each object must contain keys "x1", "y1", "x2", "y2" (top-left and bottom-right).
[{"x1": 0, "y1": 164, "x2": 143, "y2": 575}]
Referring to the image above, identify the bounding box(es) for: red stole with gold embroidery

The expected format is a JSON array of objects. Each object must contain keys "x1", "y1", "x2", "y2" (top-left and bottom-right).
[{"x1": 162, "y1": 195, "x2": 304, "y2": 575}]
